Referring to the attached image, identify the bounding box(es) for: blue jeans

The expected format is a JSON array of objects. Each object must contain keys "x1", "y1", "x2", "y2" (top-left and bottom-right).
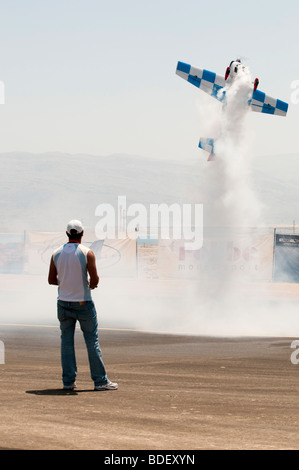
[{"x1": 57, "y1": 300, "x2": 108, "y2": 387}]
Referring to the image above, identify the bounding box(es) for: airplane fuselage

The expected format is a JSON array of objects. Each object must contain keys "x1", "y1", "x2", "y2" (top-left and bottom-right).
[{"x1": 225, "y1": 60, "x2": 247, "y2": 83}]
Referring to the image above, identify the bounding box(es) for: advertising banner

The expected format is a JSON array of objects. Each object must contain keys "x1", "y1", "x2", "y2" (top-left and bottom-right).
[
  {"x1": 273, "y1": 234, "x2": 299, "y2": 283},
  {"x1": 26, "y1": 232, "x2": 137, "y2": 278},
  {"x1": 0, "y1": 233, "x2": 25, "y2": 274}
]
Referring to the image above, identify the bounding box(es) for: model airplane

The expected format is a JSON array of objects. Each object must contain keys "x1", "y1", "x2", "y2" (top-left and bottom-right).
[{"x1": 176, "y1": 59, "x2": 288, "y2": 160}]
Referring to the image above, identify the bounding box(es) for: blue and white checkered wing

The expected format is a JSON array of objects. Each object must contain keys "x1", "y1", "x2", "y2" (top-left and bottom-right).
[
  {"x1": 249, "y1": 89, "x2": 288, "y2": 116},
  {"x1": 176, "y1": 61, "x2": 226, "y2": 103}
]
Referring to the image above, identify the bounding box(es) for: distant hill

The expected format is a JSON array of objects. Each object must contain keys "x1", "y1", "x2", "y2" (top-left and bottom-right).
[
  {"x1": 0, "y1": 152, "x2": 199, "y2": 232},
  {"x1": 0, "y1": 152, "x2": 298, "y2": 232},
  {"x1": 251, "y1": 153, "x2": 299, "y2": 227}
]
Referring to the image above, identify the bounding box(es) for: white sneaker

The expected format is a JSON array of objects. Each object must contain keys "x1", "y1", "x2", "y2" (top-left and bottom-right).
[
  {"x1": 94, "y1": 380, "x2": 118, "y2": 391},
  {"x1": 63, "y1": 382, "x2": 77, "y2": 390}
]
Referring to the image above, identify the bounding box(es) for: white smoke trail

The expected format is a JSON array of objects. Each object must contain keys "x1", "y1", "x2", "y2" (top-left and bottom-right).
[
  {"x1": 183, "y1": 65, "x2": 276, "y2": 336},
  {"x1": 199, "y1": 66, "x2": 262, "y2": 283},
  {"x1": 203, "y1": 66, "x2": 261, "y2": 229},
  {"x1": 214, "y1": 66, "x2": 262, "y2": 228}
]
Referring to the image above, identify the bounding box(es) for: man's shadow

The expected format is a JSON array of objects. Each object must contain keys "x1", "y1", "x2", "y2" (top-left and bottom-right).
[{"x1": 26, "y1": 389, "x2": 95, "y2": 396}]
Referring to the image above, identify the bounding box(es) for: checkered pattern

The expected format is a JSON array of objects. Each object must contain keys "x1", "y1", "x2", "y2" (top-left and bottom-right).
[
  {"x1": 249, "y1": 90, "x2": 288, "y2": 116},
  {"x1": 176, "y1": 61, "x2": 288, "y2": 116},
  {"x1": 176, "y1": 61, "x2": 226, "y2": 102},
  {"x1": 198, "y1": 138, "x2": 214, "y2": 154}
]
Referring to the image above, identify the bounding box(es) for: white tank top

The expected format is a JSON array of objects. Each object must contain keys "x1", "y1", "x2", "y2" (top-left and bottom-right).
[{"x1": 53, "y1": 243, "x2": 92, "y2": 301}]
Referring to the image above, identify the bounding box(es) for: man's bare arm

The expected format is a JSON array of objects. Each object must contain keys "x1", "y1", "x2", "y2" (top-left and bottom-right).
[
  {"x1": 87, "y1": 250, "x2": 99, "y2": 289},
  {"x1": 48, "y1": 256, "x2": 58, "y2": 285}
]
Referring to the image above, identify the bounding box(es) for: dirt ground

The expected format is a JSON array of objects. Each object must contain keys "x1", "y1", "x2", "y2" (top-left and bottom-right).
[{"x1": 0, "y1": 324, "x2": 298, "y2": 450}]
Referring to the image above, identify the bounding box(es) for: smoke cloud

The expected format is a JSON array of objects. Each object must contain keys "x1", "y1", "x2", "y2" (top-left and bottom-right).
[
  {"x1": 174, "y1": 65, "x2": 299, "y2": 337},
  {"x1": 1, "y1": 67, "x2": 298, "y2": 338}
]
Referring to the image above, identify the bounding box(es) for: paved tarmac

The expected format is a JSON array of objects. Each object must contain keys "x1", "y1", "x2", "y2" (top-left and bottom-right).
[{"x1": 0, "y1": 324, "x2": 298, "y2": 450}]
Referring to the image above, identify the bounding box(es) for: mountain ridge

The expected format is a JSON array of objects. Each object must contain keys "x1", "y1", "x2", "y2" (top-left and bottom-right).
[{"x1": 1, "y1": 151, "x2": 298, "y2": 232}]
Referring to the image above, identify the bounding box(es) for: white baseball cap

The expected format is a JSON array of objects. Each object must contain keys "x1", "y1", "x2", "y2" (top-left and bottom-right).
[{"x1": 66, "y1": 219, "x2": 84, "y2": 235}]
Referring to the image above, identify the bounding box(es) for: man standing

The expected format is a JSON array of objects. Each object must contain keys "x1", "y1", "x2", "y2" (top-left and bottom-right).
[{"x1": 48, "y1": 219, "x2": 118, "y2": 391}]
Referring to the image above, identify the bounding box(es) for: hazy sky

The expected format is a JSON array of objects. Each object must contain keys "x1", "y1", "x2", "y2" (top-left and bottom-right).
[{"x1": 0, "y1": 0, "x2": 298, "y2": 161}]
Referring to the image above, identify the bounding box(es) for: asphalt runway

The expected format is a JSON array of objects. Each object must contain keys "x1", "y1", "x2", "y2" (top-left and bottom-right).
[{"x1": 0, "y1": 324, "x2": 298, "y2": 450}]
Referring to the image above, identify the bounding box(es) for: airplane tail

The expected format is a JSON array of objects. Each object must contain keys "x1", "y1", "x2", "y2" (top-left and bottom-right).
[{"x1": 198, "y1": 138, "x2": 215, "y2": 161}]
